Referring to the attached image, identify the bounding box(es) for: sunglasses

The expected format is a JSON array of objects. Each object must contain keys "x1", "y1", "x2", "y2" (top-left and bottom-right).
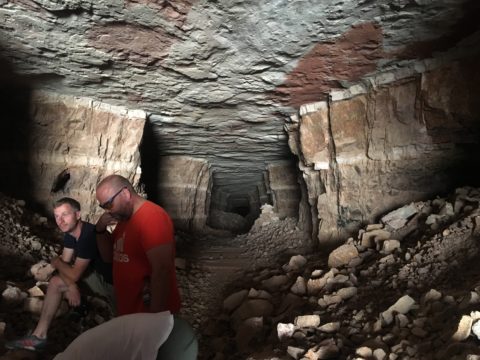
[{"x1": 99, "y1": 186, "x2": 127, "y2": 210}]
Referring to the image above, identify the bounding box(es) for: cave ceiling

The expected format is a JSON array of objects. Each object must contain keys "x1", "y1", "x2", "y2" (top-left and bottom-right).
[{"x1": 0, "y1": 0, "x2": 478, "y2": 197}]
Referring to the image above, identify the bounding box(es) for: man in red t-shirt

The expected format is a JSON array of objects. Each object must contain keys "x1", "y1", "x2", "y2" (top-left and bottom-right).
[
  {"x1": 95, "y1": 175, "x2": 179, "y2": 315},
  {"x1": 95, "y1": 175, "x2": 197, "y2": 359}
]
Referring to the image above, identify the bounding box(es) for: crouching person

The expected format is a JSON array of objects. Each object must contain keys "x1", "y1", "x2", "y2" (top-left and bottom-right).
[
  {"x1": 6, "y1": 197, "x2": 113, "y2": 352},
  {"x1": 52, "y1": 311, "x2": 198, "y2": 360}
]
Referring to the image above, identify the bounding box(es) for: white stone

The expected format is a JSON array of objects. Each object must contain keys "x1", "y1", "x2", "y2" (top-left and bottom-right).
[
  {"x1": 30, "y1": 260, "x2": 55, "y2": 282},
  {"x1": 361, "y1": 229, "x2": 391, "y2": 248},
  {"x1": 373, "y1": 348, "x2": 387, "y2": 360},
  {"x1": 424, "y1": 289, "x2": 442, "y2": 302},
  {"x1": 395, "y1": 313, "x2": 409, "y2": 328},
  {"x1": 294, "y1": 315, "x2": 321, "y2": 328},
  {"x1": 356, "y1": 346, "x2": 373, "y2": 358},
  {"x1": 471, "y1": 320, "x2": 480, "y2": 340},
  {"x1": 323, "y1": 294, "x2": 342, "y2": 305},
  {"x1": 381, "y1": 295, "x2": 416, "y2": 326},
  {"x1": 299, "y1": 101, "x2": 327, "y2": 116},
  {"x1": 28, "y1": 286, "x2": 44, "y2": 297},
  {"x1": 382, "y1": 239, "x2": 400, "y2": 254},
  {"x1": 337, "y1": 287, "x2": 357, "y2": 300},
  {"x1": 2, "y1": 286, "x2": 26, "y2": 304},
  {"x1": 277, "y1": 323, "x2": 295, "y2": 340},
  {"x1": 307, "y1": 277, "x2": 326, "y2": 295},
  {"x1": 451, "y1": 315, "x2": 473, "y2": 341},
  {"x1": 318, "y1": 322, "x2": 340, "y2": 333},
  {"x1": 287, "y1": 346, "x2": 305, "y2": 360}
]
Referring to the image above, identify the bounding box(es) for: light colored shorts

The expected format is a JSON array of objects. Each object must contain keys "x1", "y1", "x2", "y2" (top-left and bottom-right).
[{"x1": 82, "y1": 270, "x2": 115, "y2": 310}]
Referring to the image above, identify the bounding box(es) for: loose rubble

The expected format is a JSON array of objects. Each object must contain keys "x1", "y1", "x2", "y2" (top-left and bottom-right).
[
  {"x1": 201, "y1": 186, "x2": 480, "y2": 360},
  {"x1": 2, "y1": 186, "x2": 480, "y2": 360}
]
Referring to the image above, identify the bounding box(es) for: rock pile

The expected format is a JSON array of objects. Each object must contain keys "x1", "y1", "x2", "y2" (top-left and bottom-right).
[
  {"x1": 203, "y1": 186, "x2": 480, "y2": 360},
  {"x1": 0, "y1": 194, "x2": 59, "y2": 264},
  {"x1": 176, "y1": 204, "x2": 311, "y2": 334}
]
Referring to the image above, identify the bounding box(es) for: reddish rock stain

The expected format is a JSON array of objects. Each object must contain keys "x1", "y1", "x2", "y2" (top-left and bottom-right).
[
  {"x1": 125, "y1": 0, "x2": 195, "y2": 28},
  {"x1": 273, "y1": 22, "x2": 384, "y2": 108},
  {"x1": 87, "y1": 23, "x2": 176, "y2": 66}
]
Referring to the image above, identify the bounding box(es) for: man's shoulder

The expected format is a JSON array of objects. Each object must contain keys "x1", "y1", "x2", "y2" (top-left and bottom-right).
[
  {"x1": 82, "y1": 221, "x2": 95, "y2": 231},
  {"x1": 79, "y1": 222, "x2": 95, "y2": 239},
  {"x1": 141, "y1": 200, "x2": 169, "y2": 216}
]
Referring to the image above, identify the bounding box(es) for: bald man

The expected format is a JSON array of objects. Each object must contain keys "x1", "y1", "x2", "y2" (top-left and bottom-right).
[
  {"x1": 95, "y1": 174, "x2": 179, "y2": 315},
  {"x1": 95, "y1": 175, "x2": 197, "y2": 359}
]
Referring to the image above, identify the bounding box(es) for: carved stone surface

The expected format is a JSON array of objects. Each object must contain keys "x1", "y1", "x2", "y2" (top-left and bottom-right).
[
  {"x1": 156, "y1": 155, "x2": 211, "y2": 232},
  {"x1": 1, "y1": 0, "x2": 478, "y2": 203},
  {"x1": 291, "y1": 59, "x2": 480, "y2": 247},
  {"x1": 28, "y1": 91, "x2": 145, "y2": 220},
  {"x1": 266, "y1": 161, "x2": 300, "y2": 219}
]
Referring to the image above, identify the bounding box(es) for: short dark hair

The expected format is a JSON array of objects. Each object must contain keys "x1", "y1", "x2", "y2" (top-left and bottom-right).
[{"x1": 53, "y1": 197, "x2": 81, "y2": 212}]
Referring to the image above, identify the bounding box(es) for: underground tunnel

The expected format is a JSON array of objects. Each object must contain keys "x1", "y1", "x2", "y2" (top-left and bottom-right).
[{"x1": 0, "y1": 0, "x2": 480, "y2": 359}]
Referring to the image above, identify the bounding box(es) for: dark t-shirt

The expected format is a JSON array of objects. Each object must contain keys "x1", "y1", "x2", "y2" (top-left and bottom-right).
[{"x1": 63, "y1": 222, "x2": 113, "y2": 284}]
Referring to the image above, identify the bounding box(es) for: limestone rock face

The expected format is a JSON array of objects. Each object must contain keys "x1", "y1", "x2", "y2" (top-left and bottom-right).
[
  {"x1": 1, "y1": 0, "x2": 478, "y2": 212},
  {"x1": 156, "y1": 155, "x2": 211, "y2": 232},
  {"x1": 266, "y1": 161, "x2": 301, "y2": 219},
  {"x1": 28, "y1": 91, "x2": 145, "y2": 220},
  {"x1": 289, "y1": 59, "x2": 480, "y2": 246}
]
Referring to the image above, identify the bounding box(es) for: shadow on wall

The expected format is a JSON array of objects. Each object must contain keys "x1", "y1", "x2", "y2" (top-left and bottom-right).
[
  {"x1": 139, "y1": 117, "x2": 160, "y2": 202},
  {"x1": 0, "y1": 45, "x2": 33, "y2": 200}
]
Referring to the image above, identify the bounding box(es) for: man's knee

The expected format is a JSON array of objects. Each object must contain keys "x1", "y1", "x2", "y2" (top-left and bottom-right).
[{"x1": 48, "y1": 275, "x2": 67, "y2": 291}]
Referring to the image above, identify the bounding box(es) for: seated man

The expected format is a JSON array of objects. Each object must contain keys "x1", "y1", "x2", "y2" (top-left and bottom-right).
[{"x1": 6, "y1": 197, "x2": 113, "y2": 352}]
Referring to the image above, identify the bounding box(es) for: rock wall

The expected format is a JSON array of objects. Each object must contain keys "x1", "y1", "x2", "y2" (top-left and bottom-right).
[
  {"x1": 1, "y1": 0, "x2": 478, "y2": 200},
  {"x1": 288, "y1": 58, "x2": 480, "y2": 247},
  {"x1": 266, "y1": 161, "x2": 301, "y2": 219},
  {"x1": 156, "y1": 155, "x2": 211, "y2": 232},
  {"x1": 28, "y1": 91, "x2": 146, "y2": 220}
]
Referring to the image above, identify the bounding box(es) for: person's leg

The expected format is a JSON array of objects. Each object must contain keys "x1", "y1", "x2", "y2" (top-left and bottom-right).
[
  {"x1": 33, "y1": 275, "x2": 68, "y2": 339},
  {"x1": 156, "y1": 316, "x2": 198, "y2": 360},
  {"x1": 6, "y1": 275, "x2": 67, "y2": 351}
]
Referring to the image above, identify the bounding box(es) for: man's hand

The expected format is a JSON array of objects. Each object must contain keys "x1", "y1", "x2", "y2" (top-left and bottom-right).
[
  {"x1": 65, "y1": 284, "x2": 81, "y2": 307},
  {"x1": 50, "y1": 256, "x2": 62, "y2": 270},
  {"x1": 96, "y1": 213, "x2": 118, "y2": 232}
]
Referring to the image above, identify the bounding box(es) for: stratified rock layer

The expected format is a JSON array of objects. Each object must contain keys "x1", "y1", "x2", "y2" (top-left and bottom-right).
[
  {"x1": 29, "y1": 91, "x2": 145, "y2": 220},
  {"x1": 288, "y1": 58, "x2": 480, "y2": 246}
]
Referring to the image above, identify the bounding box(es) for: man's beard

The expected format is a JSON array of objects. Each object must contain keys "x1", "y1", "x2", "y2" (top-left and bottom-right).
[{"x1": 111, "y1": 212, "x2": 130, "y2": 221}]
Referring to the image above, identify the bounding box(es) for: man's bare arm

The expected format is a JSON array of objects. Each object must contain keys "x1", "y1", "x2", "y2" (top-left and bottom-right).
[
  {"x1": 52, "y1": 256, "x2": 90, "y2": 284},
  {"x1": 51, "y1": 249, "x2": 90, "y2": 307},
  {"x1": 95, "y1": 213, "x2": 117, "y2": 263}
]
